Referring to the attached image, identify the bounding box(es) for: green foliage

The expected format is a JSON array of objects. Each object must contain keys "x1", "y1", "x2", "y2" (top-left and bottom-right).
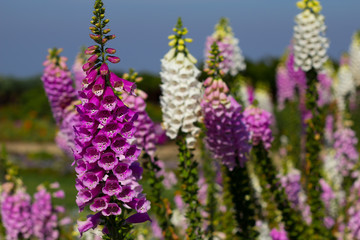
[
  {"x1": 304, "y1": 70, "x2": 335, "y2": 240},
  {"x1": 177, "y1": 136, "x2": 202, "y2": 240},
  {"x1": 253, "y1": 145, "x2": 309, "y2": 240},
  {"x1": 142, "y1": 154, "x2": 178, "y2": 239},
  {"x1": 226, "y1": 164, "x2": 259, "y2": 239}
]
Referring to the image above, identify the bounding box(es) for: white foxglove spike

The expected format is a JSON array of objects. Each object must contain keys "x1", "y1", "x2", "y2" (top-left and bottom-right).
[{"x1": 293, "y1": 2, "x2": 329, "y2": 72}]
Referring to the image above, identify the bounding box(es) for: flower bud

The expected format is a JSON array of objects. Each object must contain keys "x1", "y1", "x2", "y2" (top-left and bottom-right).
[
  {"x1": 105, "y1": 48, "x2": 116, "y2": 54},
  {"x1": 107, "y1": 56, "x2": 120, "y2": 64},
  {"x1": 100, "y1": 63, "x2": 109, "y2": 76}
]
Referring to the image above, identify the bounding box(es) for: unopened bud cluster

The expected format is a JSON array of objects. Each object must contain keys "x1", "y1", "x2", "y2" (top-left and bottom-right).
[{"x1": 205, "y1": 18, "x2": 245, "y2": 76}]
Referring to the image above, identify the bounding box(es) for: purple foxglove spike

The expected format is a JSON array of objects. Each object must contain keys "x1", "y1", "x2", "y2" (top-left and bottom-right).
[
  {"x1": 82, "y1": 172, "x2": 100, "y2": 190},
  {"x1": 111, "y1": 137, "x2": 130, "y2": 155},
  {"x1": 78, "y1": 212, "x2": 102, "y2": 236},
  {"x1": 101, "y1": 87, "x2": 117, "y2": 111},
  {"x1": 90, "y1": 196, "x2": 110, "y2": 212},
  {"x1": 105, "y1": 48, "x2": 116, "y2": 54},
  {"x1": 102, "y1": 203, "x2": 122, "y2": 216},
  {"x1": 95, "y1": 109, "x2": 112, "y2": 126},
  {"x1": 100, "y1": 63, "x2": 109, "y2": 76},
  {"x1": 122, "y1": 79, "x2": 136, "y2": 95},
  {"x1": 107, "y1": 56, "x2": 120, "y2": 64},
  {"x1": 92, "y1": 75, "x2": 106, "y2": 96},
  {"x1": 136, "y1": 198, "x2": 151, "y2": 213},
  {"x1": 130, "y1": 162, "x2": 143, "y2": 180},
  {"x1": 125, "y1": 212, "x2": 151, "y2": 224},
  {"x1": 102, "y1": 176, "x2": 122, "y2": 196},
  {"x1": 88, "y1": 54, "x2": 99, "y2": 64},
  {"x1": 84, "y1": 146, "x2": 101, "y2": 163},
  {"x1": 76, "y1": 159, "x2": 87, "y2": 174},
  {"x1": 117, "y1": 185, "x2": 135, "y2": 202},
  {"x1": 121, "y1": 122, "x2": 136, "y2": 138},
  {"x1": 98, "y1": 151, "x2": 118, "y2": 170},
  {"x1": 109, "y1": 72, "x2": 123, "y2": 91},
  {"x1": 125, "y1": 145, "x2": 141, "y2": 162},
  {"x1": 92, "y1": 134, "x2": 111, "y2": 152}
]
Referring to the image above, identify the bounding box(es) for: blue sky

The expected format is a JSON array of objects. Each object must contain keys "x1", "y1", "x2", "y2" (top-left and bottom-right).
[{"x1": 0, "y1": 0, "x2": 359, "y2": 77}]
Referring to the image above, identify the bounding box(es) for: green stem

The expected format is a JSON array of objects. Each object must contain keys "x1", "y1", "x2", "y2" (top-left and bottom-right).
[
  {"x1": 176, "y1": 136, "x2": 202, "y2": 240},
  {"x1": 143, "y1": 154, "x2": 179, "y2": 240},
  {"x1": 304, "y1": 69, "x2": 334, "y2": 239},
  {"x1": 253, "y1": 145, "x2": 308, "y2": 240},
  {"x1": 226, "y1": 162, "x2": 258, "y2": 239}
]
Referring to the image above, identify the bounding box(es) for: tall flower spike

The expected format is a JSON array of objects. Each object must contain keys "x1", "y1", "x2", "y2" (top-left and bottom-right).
[
  {"x1": 121, "y1": 69, "x2": 157, "y2": 158},
  {"x1": 202, "y1": 42, "x2": 250, "y2": 170},
  {"x1": 334, "y1": 54, "x2": 356, "y2": 113},
  {"x1": 243, "y1": 105, "x2": 274, "y2": 150},
  {"x1": 293, "y1": 0, "x2": 329, "y2": 71},
  {"x1": 204, "y1": 17, "x2": 246, "y2": 76},
  {"x1": 349, "y1": 31, "x2": 360, "y2": 86},
  {"x1": 202, "y1": 42, "x2": 258, "y2": 239},
  {"x1": 42, "y1": 48, "x2": 77, "y2": 125},
  {"x1": 0, "y1": 187, "x2": 33, "y2": 240},
  {"x1": 160, "y1": 17, "x2": 202, "y2": 149},
  {"x1": 74, "y1": 1, "x2": 150, "y2": 238}
]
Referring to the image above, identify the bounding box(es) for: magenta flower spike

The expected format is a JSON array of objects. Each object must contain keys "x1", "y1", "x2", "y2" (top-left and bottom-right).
[
  {"x1": 42, "y1": 48, "x2": 76, "y2": 125},
  {"x1": 0, "y1": 188, "x2": 33, "y2": 239},
  {"x1": 243, "y1": 105, "x2": 274, "y2": 150},
  {"x1": 73, "y1": 0, "x2": 150, "y2": 237},
  {"x1": 120, "y1": 70, "x2": 157, "y2": 159},
  {"x1": 202, "y1": 42, "x2": 250, "y2": 170},
  {"x1": 204, "y1": 18, "x2": 246, "y2": 76}
]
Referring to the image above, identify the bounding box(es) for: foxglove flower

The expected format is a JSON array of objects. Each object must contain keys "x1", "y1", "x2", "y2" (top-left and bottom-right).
[
  {"x1": 349, "y1": 31, "x2": 360, "y2": 86},
  {"x1": 334, "y1": 55, "x2": 356, "y2": 112},
  {"x1": 317, "y1": 63, "x2": 333, "y2": 107},
  {"x1": 32, "y1": 186, "x2": 66, "y2": 240},
  {"x1": 280, "y1": 170, "x2": 312, "y2": 224},
  {"x1": 73, "y1": 0, "x2": 150, "y2": 236},
  {"x1": 202, "y1": 42, "x2": 250, "y2": 169},
  {"x1": 205, "y1": 17, "x2": 245, "y2": 76},
  {"x1": 73, "y1": 47, "x2": 87, "y2": 91},
  {"x1": 121, "y1": 71, "x2": 157, "y2": 158},
  {"x1": 293, "y1": 0, "x2": 329, "y2": 71},
  {"x1": 42, "y1": 48, "x2": 77, "y2": 125},
  {"x1": 0, "y1": 187, "x2": 33, "y2": 240},
  {"x1": 55, "y1": 101, "x2": 80, "y2": 157},
  {"x1": 276, "y1": 65, "x2": 296, "y2": 110},
  {"x1": 243, "y1": 105, "x2": 273, "y2": 150},
  {"x1": 160, "y1": 19, "x2": 202, "y2": 149},
  {"x1": 270, "y1": 227, "x2": 288, "y2": 240},
  {"x1": 333, "y1": 126, "x2": 359, "y2": 177},
  {"x1": 319, "y1": 179, "x2": 336, "y2": 229}
]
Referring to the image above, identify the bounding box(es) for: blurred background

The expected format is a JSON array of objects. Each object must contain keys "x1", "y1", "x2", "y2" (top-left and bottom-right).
[{"x1": 0, "y1": 0, "x2": 360, "y2": 225}]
